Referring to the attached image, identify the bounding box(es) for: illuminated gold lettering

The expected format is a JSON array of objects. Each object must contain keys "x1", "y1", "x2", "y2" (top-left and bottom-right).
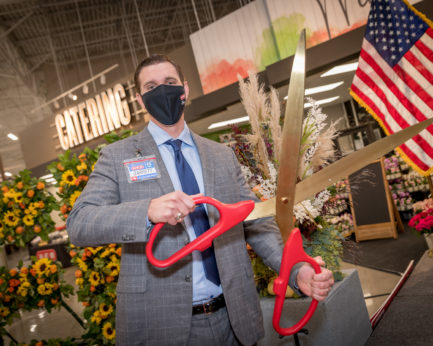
[
  {"x1": 101, "y1": 89, "x2": 121, "y2": 131},
  {"x1": 64, "y1": 110, "x2": 79, "y2": 147},
  {"x1": 113, "y1": 83, "x2": 131, "y2": 126},
  {"x1": 95, "y1": 94, "x2": 110, "y2": 134},
  {"x1": 86, "y1": 98, "x2": 103, "y2": 137},
  {"x1": 68, "y1": 106, "x2": 84, "y2": 144},
  {"x1": 78, "y1": 102, "x2": 93, "y2": 141},
  {"x1": 55, "y1": 113, "x2": 69, "y2": 150}
]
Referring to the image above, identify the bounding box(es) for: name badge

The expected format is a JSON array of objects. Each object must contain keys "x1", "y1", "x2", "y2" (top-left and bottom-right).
[{"x1": 123, "y1": 156, "x2": 160, "y2": 183}]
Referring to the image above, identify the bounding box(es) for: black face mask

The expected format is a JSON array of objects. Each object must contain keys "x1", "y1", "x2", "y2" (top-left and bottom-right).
[{"x1": 141, "y1": 84, "x2": 186, "y2": 126}]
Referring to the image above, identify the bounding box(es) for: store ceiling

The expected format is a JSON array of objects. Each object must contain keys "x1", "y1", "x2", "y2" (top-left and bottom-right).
[
  {"x1": 0, "y1": 0, "x2": 243, "y2": 177},
  {"x1": 0, "y1": 0, "x2": 356, "y2": 179}
]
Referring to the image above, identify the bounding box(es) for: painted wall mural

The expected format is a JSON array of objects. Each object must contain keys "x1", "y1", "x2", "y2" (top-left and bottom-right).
[{"x1": 190, "y1": 0, "x2": 422, "y2": 94}]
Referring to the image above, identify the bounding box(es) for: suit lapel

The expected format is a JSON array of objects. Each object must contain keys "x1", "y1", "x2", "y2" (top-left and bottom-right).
[{"x1": 133, "y1": 127, "x2": 174, "y2": 196}]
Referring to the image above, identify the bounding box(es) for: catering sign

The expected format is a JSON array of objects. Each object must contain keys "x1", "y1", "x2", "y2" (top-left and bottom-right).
[{"x1": 54, "y1": 83, "x2": 134, "y2": 150}]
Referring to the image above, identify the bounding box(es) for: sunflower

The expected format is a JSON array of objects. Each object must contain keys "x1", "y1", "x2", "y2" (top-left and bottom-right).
[
  {"x1": 13, "y1": 192, "x2": 23, "y2": 203},
  {"x1": 102, "y1": 322, "x2": 116, "y2": 340},
  {"x1": 4, "y1": 211, "x2": 19, "y2": 227},
  {"x1": 37, "y1": 283, "x2": 53, "y2": 295},
  {"x1": 100, "y1": 248, "x2": 111, "y2": 258},
  {"x1": 23, "y1": 214, "x2": 35, "y2": 226},
  {"x1": 91, "y1": 310, "x2": 102, "y2": 325},
  {"x1": 76, "y1": 162, "x2": 87, "y2": 171},
  {"x1": 0, "y1": 307, "x2": 10, "y2": 317},
  {"x1": 32, "y1": 258, "x2": 52, "y2": 277},
  {"x1": 4, "y1": 189, "x2": 15, "y2": 199},
  {"x1": 99, "y1": 303, "x2": 113, "y2": 316},
  {"x1": 89, "y1": 271, "x2": 101, "y2": 286},
  {"x1": 69, "y1": 191, "x2": 81, "y2": 207},
  {"x1": 0, "y1": 220, "x2": 3, "y2": 232},
  {"x1": 75, "y1": 278, "x2": 84, "y2": 287},
  {"x1": 105, "y1": 261, "x2": 120, "y2": 277},
  {"x1": 61, "y1": 170, "x2": 77, "y2": 186},
  {"x1": 17, "y1": 283, "x2": 30, "y2": 297},
  {"x1": 76, "y1": 258, "x2": 88, "y2": 272}
]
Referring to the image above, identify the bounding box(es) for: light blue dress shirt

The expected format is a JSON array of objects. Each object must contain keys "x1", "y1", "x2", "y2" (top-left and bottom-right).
[{"x1": 147, "y1": 120, "x2": 223, "y2": 303}]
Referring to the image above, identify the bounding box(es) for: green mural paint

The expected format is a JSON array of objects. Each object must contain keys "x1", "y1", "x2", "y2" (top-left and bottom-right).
[
  {"x1": 256, "y1": 13, "x2": 312, "y2": 70},
  {"x1": 272, "y1": 14, "x2": 312, "y2": 60},
  {"x1": 255, "y1": 27, "x2": 280, "y2": 71}
]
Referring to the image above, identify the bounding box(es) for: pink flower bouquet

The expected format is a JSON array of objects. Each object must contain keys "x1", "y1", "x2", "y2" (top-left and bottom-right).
[{"x1": 408, "y1": 208, "x2": 433, "y2": 234}]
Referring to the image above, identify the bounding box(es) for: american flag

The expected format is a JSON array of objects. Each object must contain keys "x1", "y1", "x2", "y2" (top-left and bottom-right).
[{"x1": 350, "y1": 0, "x2": 433, "y2": 176}]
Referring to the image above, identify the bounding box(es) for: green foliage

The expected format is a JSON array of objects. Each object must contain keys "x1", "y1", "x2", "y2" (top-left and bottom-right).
[
  {"x1": 302, "y1": 222, "x2": 344, "y2": 281},
  {"x1": 250, "y1": 255, "x2": 277, "y2": 297}
]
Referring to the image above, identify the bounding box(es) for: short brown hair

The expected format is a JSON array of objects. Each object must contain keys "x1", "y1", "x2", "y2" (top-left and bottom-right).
[{"x1": 134, "y1": 54, "x2": 184, "y2": 94}]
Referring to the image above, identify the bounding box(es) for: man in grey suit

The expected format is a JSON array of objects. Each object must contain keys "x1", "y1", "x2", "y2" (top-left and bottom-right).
[{"x1": 67, "y1": 54, "x2": 334, "y2": 346}]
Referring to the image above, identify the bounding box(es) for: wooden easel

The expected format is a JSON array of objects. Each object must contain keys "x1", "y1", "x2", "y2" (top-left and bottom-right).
[{"x1": 348, "y1": 158, "x2": 399, "y2": 242}]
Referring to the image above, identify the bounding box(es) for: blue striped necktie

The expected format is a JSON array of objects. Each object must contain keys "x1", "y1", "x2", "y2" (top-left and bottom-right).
[{"x1": 166, "y1": 139, "x2": 221, "y2": 286}]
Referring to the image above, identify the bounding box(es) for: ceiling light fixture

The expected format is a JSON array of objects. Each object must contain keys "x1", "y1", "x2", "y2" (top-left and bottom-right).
[
  {"x1": 320, "y1": 62, "x2": 358, "y2": 77},
  {"x1": 284, "y1": 81, "x2": 344, "y2": 100},
  {"x1": 7, "y1": 133, "x2": 18, "y2": 141},
  {"x1": 304, "y1": 96, "x2": 340, "y2": 108},
  {"x1": 68, "y1": 93, "x2": 77, "y2": 101},
  {"x1": 208, "y1": 116, "x2": 250, "y2": 130},
  {"x1": 54, "y1": 101, "x2": 60, "y2": 109},
  {"x1": 82, "y1": 84, "x2": 89, "y2": 94},
  {"x1": 305, "y1": 81, "x2": 344, "y2": 95},
  {"x1": 100, "y1": 74, "x2": 106, "y2": 85},
  {"x1": 5, "y1": 172, "x2": 12, "y2": 177}
]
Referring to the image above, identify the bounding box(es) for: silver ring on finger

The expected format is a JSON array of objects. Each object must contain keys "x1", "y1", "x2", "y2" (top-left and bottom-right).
[{"x1": 175, "y1": 212, "x2": 184, "y2": 222}]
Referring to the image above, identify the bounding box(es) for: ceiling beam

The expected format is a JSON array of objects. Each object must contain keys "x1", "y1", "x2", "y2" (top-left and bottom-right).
[{"x1": 0, "y1": 25, "x2": 46, "y2": 102}]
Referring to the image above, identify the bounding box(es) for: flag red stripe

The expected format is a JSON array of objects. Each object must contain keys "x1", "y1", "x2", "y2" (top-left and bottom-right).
[
  {"x1": 404, "y1": 50, "x2": 433, "y2": 86},
  {"x1": 426, "y1": 27, "x2": 433, "y2": 40},
  {"x1": 415, "y1": 39, "x2": 433, "y2": 63},
  {"x1": 361, "y1": 49, "x2": 429, "y2": 124},
  {"x1": 393, "y1": 63, "x2": 433, "y2": 110},
  {"x1": 350, "y1": 83, "x2": 392, "y2": 133},
  {"x1": 351, "y1": 84, "x2": 430, "y2": 171},
  {"x1": 399, "y1": 143, "x2": 430, "y2": 171},
  {"x1": 355, "y1": 67, "x2": 433, "y2": 157}
]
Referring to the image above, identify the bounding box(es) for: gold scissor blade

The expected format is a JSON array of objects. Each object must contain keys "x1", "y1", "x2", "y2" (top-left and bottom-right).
[
  {"x1": 275, "y1": 29, "x2": 306, "y2": 242},
  {"x1": 246, "y1": 117, "x2": 433, "y2": 221}
]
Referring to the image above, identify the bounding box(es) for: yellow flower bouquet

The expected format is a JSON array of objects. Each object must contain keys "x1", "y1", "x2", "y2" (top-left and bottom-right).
[
  {"x1": 69, "y1": 244, "x2": 120, "y2": 344},
  {"x1": 0, "y1": 170, "x2": 58, "y2": 247},
  {"x1": 0, "y1": 258, "x2": 74, "y2": 336}
]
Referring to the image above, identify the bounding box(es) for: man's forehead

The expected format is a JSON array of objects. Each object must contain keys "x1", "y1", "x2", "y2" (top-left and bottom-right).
[{"x1": 139, "y1": 62, "x2": 180, "y2": 83}]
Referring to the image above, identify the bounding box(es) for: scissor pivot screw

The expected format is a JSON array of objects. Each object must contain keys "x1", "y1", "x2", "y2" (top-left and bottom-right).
[{"x1": 281, "y1": 197, "x2": 289, "y2": 204}]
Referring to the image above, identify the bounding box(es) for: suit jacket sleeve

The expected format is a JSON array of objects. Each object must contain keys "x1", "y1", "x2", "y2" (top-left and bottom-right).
[
  {"x1": 229, "y1": 149, "x2": 303, "y2": 290},
  {"x1": 66, "y1": 145, "x2": 149, "y2": 246}
]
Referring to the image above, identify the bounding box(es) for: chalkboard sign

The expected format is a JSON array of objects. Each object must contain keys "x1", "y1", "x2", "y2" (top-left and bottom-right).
[{"x1": 348, "y1": 158, "x2": 398, "y2": 242}]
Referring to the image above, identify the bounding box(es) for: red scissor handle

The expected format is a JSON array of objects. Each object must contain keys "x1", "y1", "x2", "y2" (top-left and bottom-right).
[
  {"x1": 272, "y1": 228, "x2": 322, "y2": 336},
  {"x1": 145, "y1": 196, "x2": 255, "y2": 268}
]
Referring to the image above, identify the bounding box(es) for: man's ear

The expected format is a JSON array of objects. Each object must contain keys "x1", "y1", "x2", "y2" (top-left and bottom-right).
[
  {"x1": 184, "y1": 80, "x2": 189, "y2": 100},
  {"x1": 136, "y1": 92, "x2": 145, "y2": 109}
]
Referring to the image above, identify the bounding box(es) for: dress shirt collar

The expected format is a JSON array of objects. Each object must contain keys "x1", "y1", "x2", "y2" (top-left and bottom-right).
[{"x1": 147, "y1": 119, "x2": 194, "y2": 148}]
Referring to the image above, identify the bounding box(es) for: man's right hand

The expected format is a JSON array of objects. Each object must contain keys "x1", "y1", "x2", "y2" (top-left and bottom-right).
[{"x1": 148, "y1": 191, "x2": 200, "y2": 225}]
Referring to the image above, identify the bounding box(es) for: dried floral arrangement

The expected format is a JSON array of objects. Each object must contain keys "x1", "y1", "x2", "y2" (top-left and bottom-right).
[{"x1": 231, "y1": 73, "x2": 344, "y2": 295}]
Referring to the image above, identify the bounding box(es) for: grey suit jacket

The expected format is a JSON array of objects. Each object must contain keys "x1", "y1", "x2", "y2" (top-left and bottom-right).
[{"x1": 67, "y1": 127, "x2": 287, "y2": 346}]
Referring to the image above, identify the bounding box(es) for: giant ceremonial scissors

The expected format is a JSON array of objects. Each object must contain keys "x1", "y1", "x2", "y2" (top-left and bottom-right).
[{"x1": 146, "y1": 29, "x2": 433, "y2": 336}]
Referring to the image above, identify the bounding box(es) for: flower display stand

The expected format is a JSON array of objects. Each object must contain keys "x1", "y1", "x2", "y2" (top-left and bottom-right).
[
  {"x1": 424, "y1": 234, "x2": 433, "y2": 249},
  {"x1": 258, "y1": 269, "x2": 371, "y2": 346}
]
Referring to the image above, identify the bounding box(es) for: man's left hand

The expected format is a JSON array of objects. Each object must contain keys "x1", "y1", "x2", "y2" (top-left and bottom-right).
[{"x1": 296, "y1": 256, "x2": 334, "y2": 301}]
